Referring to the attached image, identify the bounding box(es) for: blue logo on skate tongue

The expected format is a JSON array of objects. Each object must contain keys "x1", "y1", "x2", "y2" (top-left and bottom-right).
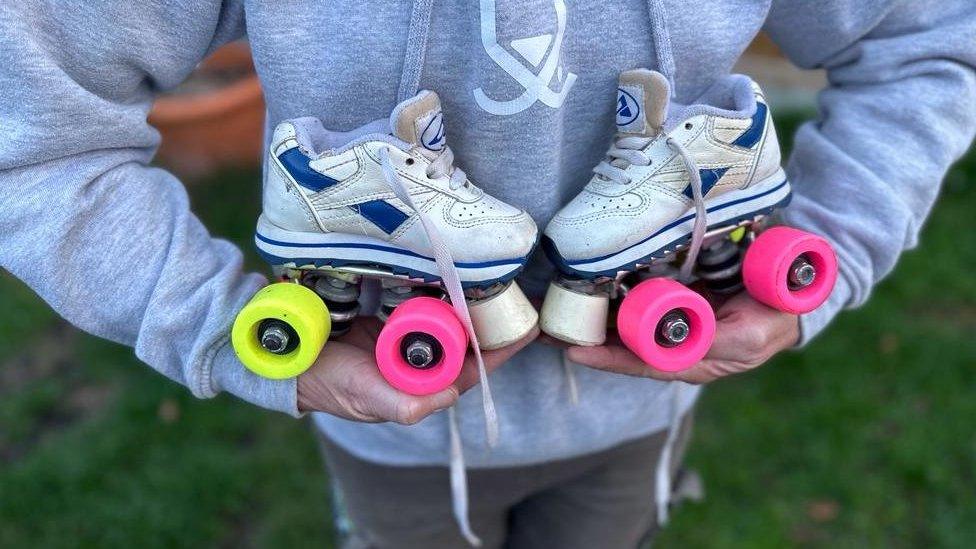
[
  {"x1": 420, "y1": 111, "x2": 446, "y2": 151},
  {"x1": 616, "y1": 87, "x2": 641, "y2": 128}
]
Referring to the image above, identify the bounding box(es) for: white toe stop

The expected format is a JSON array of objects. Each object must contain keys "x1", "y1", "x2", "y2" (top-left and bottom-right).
[
  {"x1": 540, "y1": 281, "x2": 609, "y2": 346},
  {"x1": 469, "y1": 282, "x2": 539, "y2": 350}
]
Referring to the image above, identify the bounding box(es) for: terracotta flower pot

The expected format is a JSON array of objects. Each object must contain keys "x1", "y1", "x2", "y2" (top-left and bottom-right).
[{"x1": 149, "y1": 41, "x2": 265, "y2": 181}]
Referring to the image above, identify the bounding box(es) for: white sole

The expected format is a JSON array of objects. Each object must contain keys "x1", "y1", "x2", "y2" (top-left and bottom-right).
[
  {"x1": 558, "y1": 170, "x2": 792, "y2": 276},
  {"x1": 254, "y1": 216, "x2": 528, "y2": 286}
]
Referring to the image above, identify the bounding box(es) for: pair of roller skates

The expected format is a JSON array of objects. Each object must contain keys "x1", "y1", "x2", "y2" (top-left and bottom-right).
[{"x1": 232, "y1": 69, "x2": 837, "y2": 393}]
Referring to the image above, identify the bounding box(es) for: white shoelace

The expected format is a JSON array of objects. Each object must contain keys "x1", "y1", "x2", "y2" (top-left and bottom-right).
[
  {"x1": 593, "y1": 134, "x2": 707, "y2": 281},
  {"x1": 423, "y1": 145, "x2": 469, "y2": 190},
  {"x1": 379, "y1": 145, "x2": 496, "y2": 547},
  {"x1": 593, "y1": 135, "x2": 655, "y2": 184},
  {"x1": 665, "y1": 137, "x2": 707, "y2": 282}
]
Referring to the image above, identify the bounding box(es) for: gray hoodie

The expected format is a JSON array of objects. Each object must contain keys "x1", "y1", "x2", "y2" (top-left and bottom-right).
[{"x1": 1, "y1": 1, "x2": 974, "y2": 471}]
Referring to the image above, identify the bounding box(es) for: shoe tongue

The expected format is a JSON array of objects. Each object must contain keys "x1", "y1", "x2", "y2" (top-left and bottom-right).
[
  {"x1": 615, "y1": 69, "x2": 670, "y2": 136},
  {"x1": 391, "y1": 90, "x2": 447, "y2": 152}
]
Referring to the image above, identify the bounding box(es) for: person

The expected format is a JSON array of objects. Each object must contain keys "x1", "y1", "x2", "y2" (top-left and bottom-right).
[{"x1": 1, "y1": 1, "x2": 973, "y2": 548}]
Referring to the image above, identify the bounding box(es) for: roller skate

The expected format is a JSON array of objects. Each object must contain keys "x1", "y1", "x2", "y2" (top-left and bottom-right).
[
  {"x1": 232, "y1": 91, "x2": 539, "y2": 394},
  {"x1": 540, "y1": 70, "x2": 837, "y2": 372}
]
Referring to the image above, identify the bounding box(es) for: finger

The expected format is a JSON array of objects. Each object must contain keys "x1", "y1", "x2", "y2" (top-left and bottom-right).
[
  {"x1": 565, "y1": 342, "x2": 725, "y2": 384},
  {"x1": 566, "y1": 344, "x2": 655, "y2": 378},
  {"x1": 707, "y1": 293, "x2": 797, "y2": 363},
  {"x1": 667, "y1": 359, "x2": 743, "y2": 384},
  {"x1": 454, "y1": 325, "x2": 540, "y2": 393},
  {"x1": 481, "y1": 325, "x2": 541, "y2": 368},
  {"x1": 379, "y1": 324, "x2": 540, "y2": 417},
  {"x1": 359, "y1": 381, "x2": 460, "y2": 425},
  {"x1": 310, "y1": 342, "x2": 459, "y2": 424},
  {"x1": 392, "y1": 389, "x2": 460, "y2": 425},
  {"x1": 566, "y1": 344, "x2": 715, "y2": 383},
  {"x1": 333, "y1": 316, "x2": 385, "y2": 352},
  {"x1": 537, "y1": 332, "x2": 572, "y2": 348}
]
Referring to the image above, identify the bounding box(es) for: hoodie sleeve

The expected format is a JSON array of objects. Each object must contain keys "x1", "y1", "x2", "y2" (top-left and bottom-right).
[
  {"x1": 763, "y1": 1, "x2": 976, "y2": 344},
  {"x1": 0, "y1": 3, "x2": 299, "y2": 416}
]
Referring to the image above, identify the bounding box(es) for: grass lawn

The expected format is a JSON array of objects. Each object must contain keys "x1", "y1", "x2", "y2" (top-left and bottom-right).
[{"x1": 1, "y1": 115, "x2": 974, "y2": 548}]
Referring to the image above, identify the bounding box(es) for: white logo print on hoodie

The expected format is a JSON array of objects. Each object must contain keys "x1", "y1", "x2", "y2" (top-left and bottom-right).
[{"x1": 474, "y1": 0, "x2": 578, "y2": 115}]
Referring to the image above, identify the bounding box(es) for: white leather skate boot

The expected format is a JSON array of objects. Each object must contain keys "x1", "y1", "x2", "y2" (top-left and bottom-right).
[
  {"x1": 540, "y1": 69, "x2": 794, "y2": 357},
  {"x1": 236, "y1": 90, "x2": 539, "y2": 391},
  {"x1": 543, "y1": 69, "x2": 788, "y2": 279}
]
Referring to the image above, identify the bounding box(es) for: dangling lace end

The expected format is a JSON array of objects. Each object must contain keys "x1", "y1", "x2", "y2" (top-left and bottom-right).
[
  {"x1": 561, "y1": 351, "x2": 580, "y2": 406},
  {"x1": 377, "y1": 124, "x2": 490, "y2": 547},
  {"x1": 473, "y1": 347, "x2": 500, "y2": 447},
  {"x1": 448, "y1": 406, "x2": 483, "y2": 547},
  {"x1": 459, "y1": 309, "x2": 499, "y2": 448},
  {"x1": 654, "y1": 381, "x2": 685, "y2": 527},
  {"x1": 378, "y1": 146, "x2": 500, "y2": 449},
  {"x1": 665, "y1": 137, "x2": 707, "y2": 284}
]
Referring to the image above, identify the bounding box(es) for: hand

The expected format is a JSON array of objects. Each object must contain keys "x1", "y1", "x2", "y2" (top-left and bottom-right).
[
  {"x1": 566, "y1": 291, "x2": 800, "y2": 384},
  {"x1": 297, "y1": 316, "x2": 539, "y2": 424}
]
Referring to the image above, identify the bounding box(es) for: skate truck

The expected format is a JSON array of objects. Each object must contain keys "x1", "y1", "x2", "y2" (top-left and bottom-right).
[
  {"x1": 539, "y1": 69, "x2": 837, "y2": 372},
  {"x1": 231, "y1": 91, "x2": 539, "y2": 395}
]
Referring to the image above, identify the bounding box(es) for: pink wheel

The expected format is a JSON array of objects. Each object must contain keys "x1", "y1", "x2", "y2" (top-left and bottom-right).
[
  {"x1": 743, "y1": 226, "x2": 838, "y2": 314},
  {"x1": 375, "y1": 297, "x2": 468, "y2": 396},
  {"x1": 617, "y1": 278, "x2": 716, "y2": 373}
]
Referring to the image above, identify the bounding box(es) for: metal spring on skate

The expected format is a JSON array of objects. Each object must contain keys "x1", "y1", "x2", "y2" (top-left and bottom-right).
[
  {"x1": 377, "y1": 284, "x2": 444, "y2": 323},
  {"x1": 556, "y1": 275, "x2": 614, "y2": 297},
  {"x1": 462, "y1": 281, "x2": 508, "y2": 304},
  {"x1": 309, "y1": 275, "x2": 362, "y2": 337},
  {"x1": 696, "y1": 237, "x2": 744, "y2": 295}
]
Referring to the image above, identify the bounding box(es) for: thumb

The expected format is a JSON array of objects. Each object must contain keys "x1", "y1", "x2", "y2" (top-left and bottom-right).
[
  {"x1": 708, "y1": 292, "x2": 797, "y2": 362},
  {"x1": 366, "y1": 384, "x2": 460, "y2": 425}
]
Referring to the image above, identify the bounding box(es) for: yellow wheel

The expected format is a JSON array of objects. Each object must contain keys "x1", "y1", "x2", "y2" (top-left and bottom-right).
[{"x1": 231, "y1": 282, "x2": 331, "y2": 379}]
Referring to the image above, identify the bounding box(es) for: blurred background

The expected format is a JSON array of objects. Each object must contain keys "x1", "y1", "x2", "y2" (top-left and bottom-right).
[{"x1": 1, "y1": 38, "x2": 974, "y2": 547}]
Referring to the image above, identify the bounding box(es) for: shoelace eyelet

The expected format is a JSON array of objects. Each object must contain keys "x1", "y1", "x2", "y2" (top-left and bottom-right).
[
  {"x1": 685, "y1": 123, "x2": 693, "y2": 130},
  {"x1": 405, "y1": 157, "x2": 415, "y2": 166}
]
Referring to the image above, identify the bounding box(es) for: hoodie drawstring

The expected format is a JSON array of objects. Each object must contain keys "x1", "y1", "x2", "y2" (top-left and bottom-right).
[
  {"x1": 646, "y1": 0, "x2": 677, "y2": 97},
  {"x1": 398, "y1": 0, "x2": 434, "y2": 103},
  {"x1": 655, "y1": 381, "x2": 685, "y2": 524},
  {"x1": 396, "y1": 1, "x2": 492, "y2": 545},
  {"x1": 646, "y1": 0, "x2": 685, "y2": 528}
]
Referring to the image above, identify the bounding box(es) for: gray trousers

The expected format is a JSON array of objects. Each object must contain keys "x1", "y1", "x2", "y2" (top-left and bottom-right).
[{"x1": 317, "y1": 414, "x2": 694, "y2": 549}]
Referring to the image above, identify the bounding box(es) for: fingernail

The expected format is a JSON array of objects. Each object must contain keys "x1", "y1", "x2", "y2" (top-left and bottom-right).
[{"x1": 433, "y1": 387, "x2": 459, "y2": 411}]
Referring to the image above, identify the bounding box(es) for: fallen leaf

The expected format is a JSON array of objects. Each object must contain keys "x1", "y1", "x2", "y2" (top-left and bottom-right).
[
  {"x1": 806, "y1": 499, "x2": 839, "y2": 523},
  {"x1": 158, "y1": 399, "x2": 180, "y2": 424}
]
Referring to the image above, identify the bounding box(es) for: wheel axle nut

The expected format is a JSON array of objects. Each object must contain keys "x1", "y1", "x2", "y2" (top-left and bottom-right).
[
  {"x1": 261, "y1": 325, "x2": 291, "y2": 354},
  {"x1": 405, "y1": 340, "x2": 435, "y2": 369},
  {"x1": 788, "y1": 257, "x2": 816, "y2": 289},
  {"x1": 658, "y1": 313, "x2": 690, "y2": 345}
]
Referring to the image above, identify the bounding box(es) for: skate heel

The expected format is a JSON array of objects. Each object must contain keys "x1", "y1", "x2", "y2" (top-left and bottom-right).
[
  {"x1": 468, "y1": 282, "x2": 538, "y2": 350},
  {"x1": 540, "y1": 280, "x2": 610, "y2": 346}
]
